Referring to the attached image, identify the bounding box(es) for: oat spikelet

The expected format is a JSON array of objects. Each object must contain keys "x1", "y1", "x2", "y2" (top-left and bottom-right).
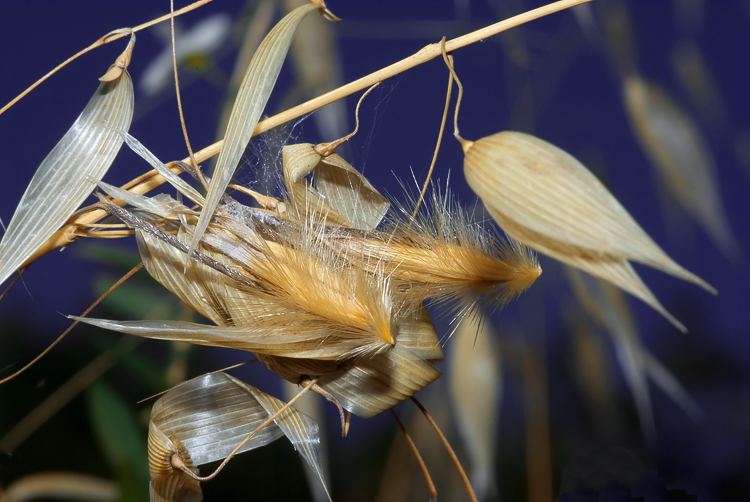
[{"x1": 338, "y1": 184, "x2": 541, "y2": 317}]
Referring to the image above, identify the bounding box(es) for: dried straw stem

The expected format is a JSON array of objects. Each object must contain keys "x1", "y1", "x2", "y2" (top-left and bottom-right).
[
  {"x1": 17, "y1": 0, "x2": 592, "y2": 268},
  {"x1": 188, "y1": 0, "x2": 593, "y2": 166}
]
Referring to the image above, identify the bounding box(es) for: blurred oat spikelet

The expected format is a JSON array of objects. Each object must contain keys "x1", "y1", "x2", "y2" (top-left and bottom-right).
[
  {"x1": 449, "y1": 314, "x2": 502, "y2": 500},
  {"x1": 566, "y1": 267, "x2": 703, "y2": 443},
  {"x1": 623, "y1": 75, "x2": 739, "y2": 259},
  {"x1": 463, "y1": 131, "x2": 715, "y2": 333},
  {"x1": 601, "y1": 0, "x2": 738, "y2": 259}
]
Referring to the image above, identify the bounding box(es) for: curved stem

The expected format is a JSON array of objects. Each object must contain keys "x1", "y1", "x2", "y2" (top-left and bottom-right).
[
  {"x1": 171, "y1": 0, "x2": 207, "y2": 190},
  {"x1": 413, "y1": 40, "x2": 453, "y2": 219},
  {"x1": 440, "y1": 38, "x2": 465, "y2": 144},
  {"x1": 0, "y1": 0, "x2": 212, "y2": 117}
]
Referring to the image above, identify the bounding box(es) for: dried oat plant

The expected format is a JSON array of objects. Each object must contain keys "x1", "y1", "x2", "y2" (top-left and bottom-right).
[{"x1": 1, "y1": 0, "x2": 744, "y2": 501}]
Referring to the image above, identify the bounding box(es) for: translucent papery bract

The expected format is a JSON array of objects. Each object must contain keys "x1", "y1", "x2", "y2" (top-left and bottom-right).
[
  {"x1": 282, "y1": 143, "x2": 389, "y2": 230},
  {"x1": 148, "y1": 431, "x2": 202, "y2": 502},
  {"x1": 464, "y1": 130, "x2": 715, "y2": 332},
  {"x1": 317, "y1": 304, "x2": 443, "y2": 419},
  {"x1": 148, "y1": 372, "x2": 329, "y2": 501},
  {"x1": 248, "y1": 381, "x2": 331, "y2": 501},
  {"x1": 0, "y1": 69, "x2": 133, "y2": 287},
  {"x1": 190, "y1": 3, "x2": 325, "y2": 259},
  {"x1": 97, "y1": 180, "x2": 194, "y2": 221},
  {"x1": 313, "y1": 151, "x2": 390, "y2": 230}
]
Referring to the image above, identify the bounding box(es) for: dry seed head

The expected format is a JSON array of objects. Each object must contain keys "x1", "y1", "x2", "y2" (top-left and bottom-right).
[
  {"x1": 236, "y1": 225, "x2": 398, "y2": 348},
  {"x1": 63, "y1": 196, "x2": 400, "y2": 370},
  {"x1": 82, "y1": 173, "x2": 442, "y2": 416}
]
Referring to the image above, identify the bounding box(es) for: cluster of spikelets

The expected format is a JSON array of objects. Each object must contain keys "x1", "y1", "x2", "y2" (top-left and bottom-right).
[{"x1": 72, "y1": 129, "x2": 542, "y2": 500}]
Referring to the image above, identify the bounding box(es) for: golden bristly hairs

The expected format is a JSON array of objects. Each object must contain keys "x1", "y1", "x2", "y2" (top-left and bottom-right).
[
  {"x1": 209, "y1": 205, "x2": 399, "y2": 352},
  {"x1": 331, "y1": 183, "x2": 541, "y2": 321}
]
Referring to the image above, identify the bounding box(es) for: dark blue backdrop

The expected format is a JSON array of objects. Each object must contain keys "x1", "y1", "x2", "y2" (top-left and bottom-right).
[{"x1": 1, "y1": 1, "x2": 748, "y2": 500}]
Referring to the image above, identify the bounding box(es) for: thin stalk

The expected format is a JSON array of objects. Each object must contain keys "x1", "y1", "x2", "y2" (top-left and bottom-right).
[
  {"x1": 308, "y1": 383, "x2": 349, "y2": 438},
  {"x1": 413, "y1": 40, "x2": 453, "y2": 218},
  {"x1": 391, "y1": 409, "x2": 437, "y2": 502},
  {"x1": 441, "y1": 38, "x2": 466, "y2": 144},
  {"x1": 0, "y1": 0, "x2": 212, "y2": 117},
  {"x1": 523, "y1": 340, "x2": 553, "y2": 502},
  {"x1": 171, "y1": 0, "x2": 207, "y2": 190},
  {"x1": 0, "y1": 269, "x2": 24, "y2": 302},
  {"x1": 314, "y1": 83, "x2": 379, "y2": 157},
  {"x1": 411, "y1": 396, "x2": 477, "y2": 502}
]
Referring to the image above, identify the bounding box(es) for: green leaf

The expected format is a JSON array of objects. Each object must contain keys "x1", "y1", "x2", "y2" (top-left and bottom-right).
[
  {"x1": 94, "y1": 275, "x2": 174, "y2": 320},
  {"x1": 87, "y1": 380, "x2": 149, "y2": 502}
]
